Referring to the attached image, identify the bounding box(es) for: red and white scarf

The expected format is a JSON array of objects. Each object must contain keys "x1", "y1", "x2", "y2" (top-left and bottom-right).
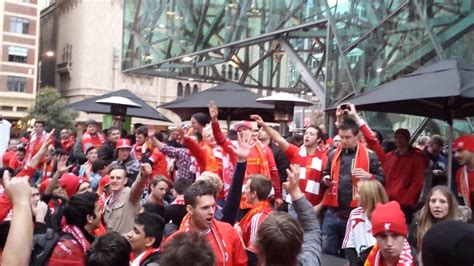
[
  {"x1": 131, "y1": 248, "x2": 160, "y2": 266},
  {"x1": 171, "y1": 195, "x2": 185, "y2": 205},
  {"x1": 58, "y1": 225, "x2": 91, "y2": 254},
  {"x1": 81, "y1": 132, "x2": 105, "y2": 153},
  {"x1": 457, "y1": 166, "x2": 471, "y2": 208},
  {"x1": 179, "y1": 215, "x2": 228, "y2": 266},
  {"x1": 364, "y1": 239, "x2": 414, "y2": 266}
]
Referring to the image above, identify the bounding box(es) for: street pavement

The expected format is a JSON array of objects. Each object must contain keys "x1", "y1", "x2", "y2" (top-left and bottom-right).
[{"x1": 321, "y1": 253, "x2": 347, "y2": 265}]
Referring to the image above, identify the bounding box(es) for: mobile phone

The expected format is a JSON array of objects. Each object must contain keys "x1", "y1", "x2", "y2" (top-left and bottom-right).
[{"x1": 340, "y1": 104, "x2": 350, "y2": 111}]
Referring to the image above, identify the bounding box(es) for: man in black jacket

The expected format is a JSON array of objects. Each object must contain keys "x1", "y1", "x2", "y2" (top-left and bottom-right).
[
  {"x1": 98, "y1": 126, "x2": 120, "y2": 164},
  {"x1": 321, "y1": 119, "x2": 384, "y2": 257}
]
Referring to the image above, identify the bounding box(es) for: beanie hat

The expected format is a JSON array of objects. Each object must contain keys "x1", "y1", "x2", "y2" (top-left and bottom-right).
[
  {"x1": 371, "y1": 201, "x2": 407, "y2": 236},
  {"x1": 59, "y1": 173, "x2": 81, "y2": 198},
  {"x1": 422, "y1": 220, "x2": 474, "y2": 266},
  {"x1": 191, "y1": 112, "x2": 210, "y2": 126},
  {"x1": 452, "y1": 135, "x2": 474, "y2": 153}
]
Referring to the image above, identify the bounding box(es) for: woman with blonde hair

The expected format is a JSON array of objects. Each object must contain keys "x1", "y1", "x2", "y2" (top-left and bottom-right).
[
  {"x1": 409, "y1": 185, "x2": 461, "y2": 249},
  {"x1": 342, "y1": 180, "x2": 389, "y2": 266}
]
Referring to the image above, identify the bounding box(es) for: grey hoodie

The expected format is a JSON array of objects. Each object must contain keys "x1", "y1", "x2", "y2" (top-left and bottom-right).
[{"x1": 293, "y1": 196, "x2": 322, "y2": 266}]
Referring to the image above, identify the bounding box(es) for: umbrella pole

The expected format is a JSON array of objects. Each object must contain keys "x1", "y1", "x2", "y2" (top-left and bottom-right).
[
  {"x1": 447, "y1": 113, "x2": 454, "y2": 190},
  {"x1": 227, "y1": 113, "x2": 231, "y2": 132}
]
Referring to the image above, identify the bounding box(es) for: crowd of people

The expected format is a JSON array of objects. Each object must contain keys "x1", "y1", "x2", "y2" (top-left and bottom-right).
[{"x1": 0, "y1": 101, "x2": 474, "y2": 266}]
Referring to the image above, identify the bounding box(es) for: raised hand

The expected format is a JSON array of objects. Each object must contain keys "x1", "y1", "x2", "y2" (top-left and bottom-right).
[
  {"x1": 32, "y1": 201, "x2": 48, "y2": 223},
  {"x1": 176, "y1": 128, "x2": 186, "y2": 141},
  {"x1": 229, "y1": 131, "x2": 253, "y2": 162},
  {"x1": 3, "y1": 173, "x2": 31, "y2": 205},
  {"x1": 56, "y1": 155, "x2": 71, "y2": 174},
  {"x1": 284, "y1": 164, "x2": 304, "y2": 200},
  {"x1": 208, "y1": 100, "x2": 219, "y2": 122},
  {"x1": 140, "y1": 163, "x2": 152, "y2": 177},
  {"x1": 250, "y1": 114, "x2": 265, "y2": 127}
]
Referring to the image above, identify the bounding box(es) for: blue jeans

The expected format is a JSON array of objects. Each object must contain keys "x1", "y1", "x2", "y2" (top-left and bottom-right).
[{"x1": 322, "y1": 210, "x2": 348, "y2": 257}]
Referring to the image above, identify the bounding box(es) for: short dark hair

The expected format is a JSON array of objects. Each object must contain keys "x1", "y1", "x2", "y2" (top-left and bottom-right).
[
  {"x1": 34, "y1": 121, "x2": 45, "y2": 126},
  {"x1": 135, "y1": 212, "x2": 165, "y2": 248},
  {"x1": 85, "y1": 146, "x2": 97, "y2": 155},
  {"x1": 85, "y1": 231, "x2": 131, "y2": 266},
  {"x1": 306, "y1": 124, "x2": 323, "y2": 138},
  {"x1": 151, "y1": 175, "x2": 171, "y2": 188},
  {"x1": 184, "y1": 180, "x2": 215, "y2": 207},
  {"x1": 92, "y1": 159, "x2": 108, "y2": 173},
  {"x1": 17, "y1": 147, "x2": 26, "y2": 154},
  {"x1": 107, "y1": 126, "x2": 120, "y2": 136},
  {"x1": 63, "y1": 192, "x2": 98, "y2": 228},
  {"x1": 431, "y1": 135, "x2": 444, "y2": 147},
  {"x1": 339, "y1": 119, "x2": 359, "y2": 135},
  {"x1": 160, "y1": 232, "x2": 215, "y2": 266},
  {"x1": 135, "y1": 126, "x2": 148, "y2": 138},
  {"x1": 141, "y1": 202, "x2": 165, "y2": 217},
  {"x1": 173, "y1": 178, "x2": 193, "y2": 195},
  {"x1": 257, "y1": 212, "x2": 303, "y2": 265},
  {"x1": 191, "y1": 112, "x2": 210, "y2": 126},
  {"x1": 248, "y1": 174, "x2": 273, "y2": 201}
]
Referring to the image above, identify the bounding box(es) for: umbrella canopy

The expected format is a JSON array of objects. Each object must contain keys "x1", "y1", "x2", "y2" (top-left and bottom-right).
[
  {"x1": 329, "y1": 59, "x2": 474, "y2": 121},
  {"x1": 64, "y1": 89, "x2": 171, "y2": 122},
  {"x1": 159, "y1": 82, "x2": 275, "y2": 122},
  {"x1": 327, "y1": 59, "x2": 474, "y2": 189},
  {"x1": 257, "y1": 92, "x2": 314, "y2": 106}
]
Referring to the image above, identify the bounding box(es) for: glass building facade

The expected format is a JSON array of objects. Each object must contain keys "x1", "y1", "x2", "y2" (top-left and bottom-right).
[{"x1": 122, "y1": 0, "x2": 474, "y2": 138}]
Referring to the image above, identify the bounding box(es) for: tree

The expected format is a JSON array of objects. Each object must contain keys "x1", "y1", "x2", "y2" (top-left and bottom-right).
[{"x1": 22, "y1": 87, "x2": 78, "y2": 131}]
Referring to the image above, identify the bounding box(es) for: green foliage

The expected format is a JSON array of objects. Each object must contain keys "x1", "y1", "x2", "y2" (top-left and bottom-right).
[{"x1": 22, "y1": 87, "x2": 78, "y2": 130}]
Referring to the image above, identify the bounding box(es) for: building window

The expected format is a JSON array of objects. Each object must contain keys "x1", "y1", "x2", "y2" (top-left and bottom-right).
[
  {"x1": 1, "y1": 106, "x2": 14, "y2": 111},
  {"x1": 177, "y1": 82, "x2": 183, "y2": 97},
  {"x1": 185, "y1": 83, "x2": 191, "y2": 96},
  {"x1": 192, "y1": 84, "x2": 199, "y2": 93},
  {"x1": 7, "y1": 76, "x2": 27, "y2": 92},
  {"x1": 10, "y1": 17, "x2": 29, "y2": 34},
  {"x1": 17, "y1": 107, "x2": 28, "y2": 112},
  {"x1": 8, "y1": 46, "x2": 28, "y2": 63}
]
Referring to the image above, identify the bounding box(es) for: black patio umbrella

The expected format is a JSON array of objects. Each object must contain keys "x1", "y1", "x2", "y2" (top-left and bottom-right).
[
  {"x1": 159, "y1": 82, "x2": 275, "y2": 125},
  {"x1": 328, "y1": 59, "x2": 474, "y2": 188},
  {"x1": 64, "y1": 89, "x2": 171, "y2": 122}
]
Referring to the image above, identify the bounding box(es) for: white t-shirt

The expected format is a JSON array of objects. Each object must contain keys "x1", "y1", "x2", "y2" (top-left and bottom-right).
[{"x1": 342, "y1": 207, "x2": 376, "y2": 255}]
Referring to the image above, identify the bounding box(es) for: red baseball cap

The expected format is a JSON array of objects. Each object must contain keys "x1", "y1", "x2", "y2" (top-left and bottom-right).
[
  {"x1": 452, "y1": 135, "x2": 474, "y2": 153},
  {"x1": 233, "y1": 120, "x2": 253, "y2": 132},
  {"x1": 371, "y1": 201, "x2": 407, "y2": 237},
  {"x1": 40, "y1": 178, "x2": 51, "y2": 194},
  {"x1": 116, "y1": 138, "x2": 132, "y2": 149}
]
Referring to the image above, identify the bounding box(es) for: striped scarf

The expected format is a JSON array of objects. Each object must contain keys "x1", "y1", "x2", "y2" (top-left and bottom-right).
[{"x1": 364, "y1": 239, "x2": 414, "y2": 266}]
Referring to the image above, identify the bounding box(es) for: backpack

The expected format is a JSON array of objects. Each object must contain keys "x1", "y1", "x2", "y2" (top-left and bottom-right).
[{"x1": 30, "y1": 228, "x2": 73, "y2": 266}]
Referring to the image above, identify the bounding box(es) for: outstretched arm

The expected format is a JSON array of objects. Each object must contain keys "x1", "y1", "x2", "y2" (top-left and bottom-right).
[{"x1": 251, "y1": 114, "x2": 289, "y2": 152}]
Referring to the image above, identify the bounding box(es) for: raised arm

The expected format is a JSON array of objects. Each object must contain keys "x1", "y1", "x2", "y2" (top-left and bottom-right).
[
  {"x1": 285, "y1": 165, "x2": 322, "y2": 266},
  {"x1": 221, "y1": 131, "x2": 252, "y2": 225},
  {"x1": 208, "y1": 101, "x2": 230, "y2": 147},
  {"x1": 29, "y1": 129, "x2": 55, "y2": 170},
  {"x1": 2, "y1": 174, "x2": 33, "y2": 266},
  {"x1": 129, "y1": 163, "x2": 151, "y2": 204},
  {"x1": 251, "y1": 114, "x2": 289, "y2": 152}
]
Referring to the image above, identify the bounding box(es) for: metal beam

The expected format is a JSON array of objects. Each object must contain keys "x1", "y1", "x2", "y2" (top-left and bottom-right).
[
  {"x1": 278, "y1": 36, "x2": 325, "y2": 107},
  {"x1": 123, "y1": 18, "x2": 328, "y2": 73}
]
